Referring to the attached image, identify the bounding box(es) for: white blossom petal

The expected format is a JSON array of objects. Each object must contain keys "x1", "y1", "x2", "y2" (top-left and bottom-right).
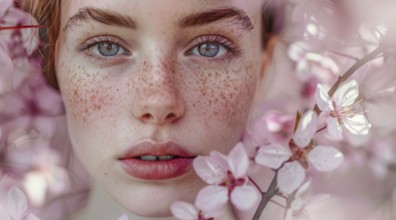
[
  {"x1": 26, "y1": 214, "x2": 42, "y2": 220},
  {"x1": 23, "y1": 171, "x2": 47, "y2": 206},
  {"x1": 170, "y1": 201, "x2": 198, "y2": 220},
  {"x1": 195, "y1": 186, "x2": 228, "y2": 212},
  {"x1": 334, "y1": 80, "x2": 359, "y2": 107},
  {"x1": 193, "y1": 156, "x2": 226, "y2": 184},
  {"x1": 230, "y1": 186, "x2": 259, "y2": 210},
  {"x1": 294, "y1": 111, "x2": 318, "y2": 147},
  {"x1": 7, "y1": 186, "x2": 27, "y2": 220},
  {"x1": 0, "y1": 206, "x2": 11, "y2": 220},
  {"x1": 315, "y1": 84, "x2": 333, "y2": 111},
  {"x1": 228, "y1": 143, "x2": 249, "y2": 178},
  {"x1": 255, "y1": 144, "x2": 292, "y2": 169},
  {"x1": 343, "y1": 114, "x2": 371, "y2": 135},
  {"x1": 307, "y1": 146, "x2": 344, "y2": 172},
  {"x1": 278, "y1": 161, "x2": 306, "y2": 194},
  {"x1": 326, "y1": 117, "x2": 343, "y2": 140}
]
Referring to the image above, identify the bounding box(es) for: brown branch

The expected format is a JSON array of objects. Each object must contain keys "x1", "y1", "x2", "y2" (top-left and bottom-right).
[
  {"x1": 252, "y1": 173, "x2": 279, "y2": 220},
  {"x1": 314, "y1": 46, "x2": 384, "y2": 115}
]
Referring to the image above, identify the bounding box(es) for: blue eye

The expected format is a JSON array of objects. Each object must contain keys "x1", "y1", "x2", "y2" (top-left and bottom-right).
[
  {"x1": 191, "y1": 42, "x2": 228, "y2": 58},
  {"x1": 97, "y1": 42, "x2": 121, "y2": 56}
]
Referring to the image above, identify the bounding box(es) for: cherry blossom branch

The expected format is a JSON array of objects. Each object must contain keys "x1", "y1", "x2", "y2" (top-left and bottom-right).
[
  {"x1": 252, "y1": 172, "x2": 278, "y2": 220},
  {"x1": 314, "y1": 46, "x2": 384, "y2": 114}
]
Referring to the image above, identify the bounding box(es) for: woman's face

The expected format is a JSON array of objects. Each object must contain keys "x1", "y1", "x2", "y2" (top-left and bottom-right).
[{"x1": 55, "y1": 0, "x2": 268, "y2": 217}]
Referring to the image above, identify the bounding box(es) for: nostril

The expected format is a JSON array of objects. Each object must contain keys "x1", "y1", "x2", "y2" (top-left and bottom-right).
[
  {"x1": 165, "y1": 113, "x2": 176, "y2": 121},
  {"x1": 142, "y1": 113, "x2": 152, "y2": 121}
]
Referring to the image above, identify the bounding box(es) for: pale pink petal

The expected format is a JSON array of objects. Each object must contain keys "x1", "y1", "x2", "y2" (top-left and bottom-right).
[
  {"x1": 193, "y1": 156, "x2": 226, "y2": 184},
  {"x1": 306, "y1": 194, "x2": 331, "y2": 206},
  {"x1": 293, "y1": 111, "x2": 318, "y2": 147},
  {"x1": 6, "y1": 186, "x2": 27, "y2": 220},
  {"x1": 170, "y1": 201, "x2": 198, "y2": 220},
  {"x1": 278, "y1": 161, "x2": 305, "y2": 194},
  {"x1": 343, "y1": 114, "x2": 371, "y2": 135},
  {"x1": 228, "y1": 143, "x2": 249, "y2": 178},
  {"x1": 26, "y1": 214, "x2": 42, "y2": 220},
  {"x1": 295, "y1": 179, "x2": 311, "y2": 198},
  {"x1": 230, "y1": 185, "x2": 260, "y2": 210},
  {"x1": 0, "y1": 206, "x2": 11, "y2": 220},
  {"x1": 320, "y1": 56, "x2": 339, "y2": 74},
  {"x1": 195, "y1": 185, "x2": 228, "y2": 212},
  {"x1": 288, "y1": 41, "x2": 309, "y2": 61},
  {"x1": 0, "y1": 0, "x2": 12, "y2": 18},
  {"x1": 333, "y1": 80, "x2": 359, "y2": 107},
  {"x1": 0, "y1": 41, "x2": 14, "y2": 76},
  {"x1": 307, "y1": 146, "x2": 344, "y2": 172},
  {"x1": 315, "y1": 84, "x2": 333, "y2": 111},
  {"x1": 326, "y1": 117, "x2": 343, "y2": 140},
  {"x1": 255, "y1": 144, "x2": 291, "y2": 169}
]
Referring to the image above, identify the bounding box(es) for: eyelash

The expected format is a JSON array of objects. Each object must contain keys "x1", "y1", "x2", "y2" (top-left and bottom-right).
[
  {"x1": 77, "y1": 34, "x2": 240, "y2": 63},
  {"x1": 186, "y1": 35, "x2": 241, "y2": 58},
  {"x1": 77, "y1": 36, "x2": 130, "y2": 62}
]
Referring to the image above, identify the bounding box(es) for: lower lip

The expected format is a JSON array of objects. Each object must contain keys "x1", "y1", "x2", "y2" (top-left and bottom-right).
[{"x1": 119, "y1": 158, "x2": 194, "y2": 180}]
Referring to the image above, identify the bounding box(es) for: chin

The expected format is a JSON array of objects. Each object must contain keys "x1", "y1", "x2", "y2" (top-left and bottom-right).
[{"x1": 102, "y1": 170, "x2": 207, "y2": 217}]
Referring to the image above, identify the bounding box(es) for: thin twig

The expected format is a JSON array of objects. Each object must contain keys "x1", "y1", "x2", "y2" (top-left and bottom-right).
[
  {"x1": 314, "y1": 46, "x2": 384, "y2": 115},
  {"x1": 249, "y1": 176, "x2": 263, "y2": 193},
  {"x1": 252, "y1": 173, "x2": 279, "y2": 220}
]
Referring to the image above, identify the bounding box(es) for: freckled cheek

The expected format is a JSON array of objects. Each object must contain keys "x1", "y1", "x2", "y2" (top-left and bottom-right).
[
  {"x1": 59, "y1": 71, "x2": 119, "y2": 125},
  {"x1": 190, "y1": 70, "x2": 258, "y2": 128}
]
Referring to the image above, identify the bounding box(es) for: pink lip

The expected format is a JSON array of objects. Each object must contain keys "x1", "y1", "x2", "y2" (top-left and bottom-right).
[{"x1": 118, "y1": 140, "x2": 195, "y2": 180}]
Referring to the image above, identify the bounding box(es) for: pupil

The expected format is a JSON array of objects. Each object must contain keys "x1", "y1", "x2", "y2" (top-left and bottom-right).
[
  {"x1": 198, "y1": 43, "x2": 220, "y2": 57},
  {"x1": 98, "y1": 42, "x2": 119, "y2": 56}
]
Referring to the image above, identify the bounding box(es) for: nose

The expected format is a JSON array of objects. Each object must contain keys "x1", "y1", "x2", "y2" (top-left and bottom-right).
[{"x1": 132, "y1": 60, "x2": 184, "y2": 125}]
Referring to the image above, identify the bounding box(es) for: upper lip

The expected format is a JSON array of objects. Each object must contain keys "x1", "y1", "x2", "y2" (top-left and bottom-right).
[{"x1": 117, "y1": 140, "x2": 195, "y2": 159}]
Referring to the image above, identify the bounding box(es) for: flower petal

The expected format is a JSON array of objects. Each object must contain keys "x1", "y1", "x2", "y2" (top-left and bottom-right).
[
  {"x1": 343, "y1": 114, "x2": 371, "y2": 135},
  {"x1": 26, "y1": 214, "x2": 42, "y2": 220},
  {"x1": 277, "y1": 161, "x2": 305, "y2": 194},
  {"x1": 193, "y1": 156, "x2": 226, "y2": 184},
  {"x1": 294, "y1": 111, "x2": 318, "y2": 147},
  {"x1": 315, "y1": 84, "x2": 333, "y2": 111},
  {"x1": 170, "y1": 201, "x2": 198, "y2": 220},
  {"x1": 0, "y1": 206, "x2": 11, "y2": 220},
  {"x1": 307, "y1": 146, "x2": 344, "y2": 172},
  {"x1": 255, "y1": 144, "x2": 292, "y2": 169},
  {"x1": 333, "y1": 80, "x2": 359, "y2": 107},
  {"x1": 326, "y1": 117, "x2": 343, "y2": 140},
  {"x1": 228, "y1": 143, "x2": 249, "y2": 178},
  {"x1": 295, "y1": 179, "x2": 311, "y2": 198},
  {"x1": 195, "y1": 185, "x2": 228, "y2": 212},
  {"x1": 230, "y1": 185, "x2": 260, "y2": 210},
  {"x1": 7, "y1": 186, "x2": 27, "y2": 220}
]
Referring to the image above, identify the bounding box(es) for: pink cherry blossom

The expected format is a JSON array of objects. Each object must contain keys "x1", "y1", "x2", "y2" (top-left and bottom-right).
[
  {"x1": 171, "y1": 198, "x2": 223, "y2": 220},
  {"x1": 255, "y1": 111, "x2": 344, "y2": 194},
  {"x1": 193, "y1": 143, "x2": 259, "y2": 211},
  {"x1": 284, "y1": 180, "x2": 330, "y2": 220},
  {"x1": 315, "y1": 80, "x2": 371, "y2": 140}
]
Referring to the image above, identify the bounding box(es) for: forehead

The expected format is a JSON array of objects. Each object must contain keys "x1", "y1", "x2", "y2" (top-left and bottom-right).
[{"x1": 60, "y1": 0, "x2": 264, "y2": 26}]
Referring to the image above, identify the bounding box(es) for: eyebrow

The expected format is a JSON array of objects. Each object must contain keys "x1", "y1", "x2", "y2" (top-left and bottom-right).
[
  {"x1": 63, "y1": 7, "x2": 136, "y2": 32},
  {"x1": 63, "y1": 7, "x2": 254, "y2": 32},
  {"x1": 179, "y1": 7, "x2": 254, "y2": 31}
]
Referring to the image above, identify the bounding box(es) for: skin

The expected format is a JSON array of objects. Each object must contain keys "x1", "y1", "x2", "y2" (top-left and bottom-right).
[{"x1": 55, "y1": 0, "x2": 271, "y2": 217}]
